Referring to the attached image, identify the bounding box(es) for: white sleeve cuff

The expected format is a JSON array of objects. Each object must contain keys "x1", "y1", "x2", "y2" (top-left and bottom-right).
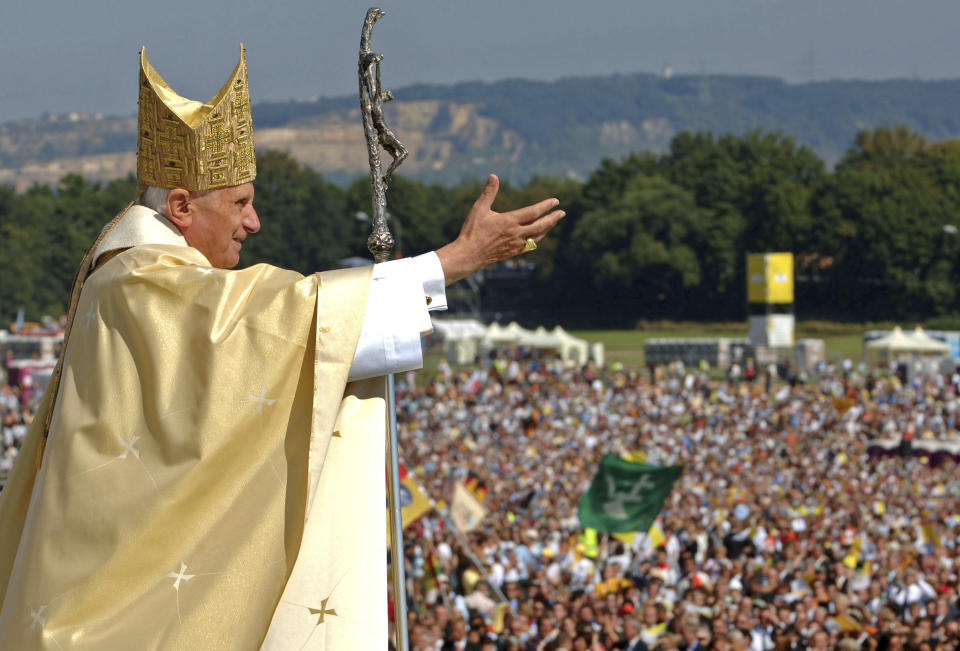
[
  {"x1": 347, "y1": 252, "x2": 448, "y2": 382},
  {"x1": 404, "y1": 252, "x2": 447, "y2": 311}
]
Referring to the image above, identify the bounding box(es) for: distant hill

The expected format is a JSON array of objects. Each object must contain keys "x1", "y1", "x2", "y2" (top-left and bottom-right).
[{"x1": 3, "y1": 72, "x2": 960, "y2": 189}]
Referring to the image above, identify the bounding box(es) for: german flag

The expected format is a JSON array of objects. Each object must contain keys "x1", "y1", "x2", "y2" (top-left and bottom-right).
[{"x1": 464, "y1": 470, "x2": 488, "y2": 502}]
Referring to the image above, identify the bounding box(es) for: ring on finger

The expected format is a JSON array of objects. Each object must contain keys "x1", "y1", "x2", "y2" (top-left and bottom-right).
[{"x1": 521, "y1": 238, "x2": 537, "y2": 253}]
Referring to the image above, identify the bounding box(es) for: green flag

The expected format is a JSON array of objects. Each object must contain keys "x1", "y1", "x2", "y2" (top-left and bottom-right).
[{"x1": 578, "y1": 454, "x2": 683, "y2": 533}]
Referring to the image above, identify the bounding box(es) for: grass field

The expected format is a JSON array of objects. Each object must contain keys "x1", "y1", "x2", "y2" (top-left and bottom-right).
[
  {"x1": 570, "y1": 324, "x2": 867, "y2": 368},
  {"x1": 422, "y1": 321, "x2": 874, "y2": 375}
]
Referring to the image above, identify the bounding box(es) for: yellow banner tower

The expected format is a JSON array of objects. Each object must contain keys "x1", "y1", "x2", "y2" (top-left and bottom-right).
[{"x1": 747, "y1": 253, "x2": 794, "y2": 347}]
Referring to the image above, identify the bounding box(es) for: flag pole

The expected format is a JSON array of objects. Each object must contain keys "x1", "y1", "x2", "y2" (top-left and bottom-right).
[
  {"x1": 443, "y1": 515, "x2": 509, "y2": 604},
  {"x1": 359, "y1": 8, "x2": 409, "y2": 649}
]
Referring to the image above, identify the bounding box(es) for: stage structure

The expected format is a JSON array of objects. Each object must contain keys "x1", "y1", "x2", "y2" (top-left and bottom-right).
[{"x1": 747, "y1": 252, "x2": 794, "y2": 348}]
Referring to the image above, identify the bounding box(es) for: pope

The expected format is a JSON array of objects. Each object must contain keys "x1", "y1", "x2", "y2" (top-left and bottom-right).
[{"x1": 0, "y1": 46, "x2": 563, "y2": 649}]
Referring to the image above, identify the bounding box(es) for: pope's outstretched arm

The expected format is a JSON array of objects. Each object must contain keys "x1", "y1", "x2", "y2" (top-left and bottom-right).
[{"x1": 349, "y1": 174, "x2": 564, "y2": 381}]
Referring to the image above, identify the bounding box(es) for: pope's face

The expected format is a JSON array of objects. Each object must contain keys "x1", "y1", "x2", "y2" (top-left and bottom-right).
[{"x1": 185, "y1": 182, "x2": 259, "y2": 268}]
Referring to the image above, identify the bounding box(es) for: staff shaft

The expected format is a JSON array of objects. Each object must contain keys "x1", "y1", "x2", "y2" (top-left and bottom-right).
[{"x1": 359, "y1": 7, "x2": 408, "y2": 649}]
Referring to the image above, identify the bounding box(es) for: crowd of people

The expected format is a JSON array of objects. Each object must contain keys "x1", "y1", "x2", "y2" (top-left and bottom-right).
[
  {"x1": 0, "y1": 383, "x2": 31, "y2": 480},
  {"x1": 0, "y1": 324, "x2": 61, "y2": 485},
  {"x1": 3, "y1": 337, "x2": 960, "y2": 648},
  {"x1": 394, "y1": 351, "x2": 960, "y2": 650}
]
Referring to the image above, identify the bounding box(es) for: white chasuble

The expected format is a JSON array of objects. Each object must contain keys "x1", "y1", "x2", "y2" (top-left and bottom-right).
[{"x1": 0, "y1": 243, "x2": 387, "y2": 649}]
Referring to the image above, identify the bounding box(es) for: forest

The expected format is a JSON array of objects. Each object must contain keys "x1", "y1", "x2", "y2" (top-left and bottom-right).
[{"x1": 1, "y1": 125, "x2": 958, "y2": 328}]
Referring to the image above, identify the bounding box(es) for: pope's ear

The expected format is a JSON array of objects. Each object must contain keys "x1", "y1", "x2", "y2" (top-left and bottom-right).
[{"x1": 166, "y1": 188, "x2": 193, "y2": 230}]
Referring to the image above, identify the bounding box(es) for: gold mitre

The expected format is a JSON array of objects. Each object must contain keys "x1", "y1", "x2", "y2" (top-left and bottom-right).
[{"x1": 137, "y1": 45, "x2": 256, "y2": 191}]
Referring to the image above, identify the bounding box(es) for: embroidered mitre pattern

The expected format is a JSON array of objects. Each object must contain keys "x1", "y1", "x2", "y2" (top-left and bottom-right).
[{"x1": 137, "y1": 45, "x2": 256, "y2": 191}]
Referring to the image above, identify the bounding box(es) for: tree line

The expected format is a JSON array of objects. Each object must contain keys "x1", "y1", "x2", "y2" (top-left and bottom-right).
[{"x1": 1, "y1": 125, "x2": 959, "y2": 328}]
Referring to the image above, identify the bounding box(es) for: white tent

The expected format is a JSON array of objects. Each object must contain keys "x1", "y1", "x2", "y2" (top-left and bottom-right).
[
  {"x1": 484, "y1": 321, "x2": 533, "y2": 345},
  {"x1": 432, "y1": 318, "x2": 487, "y2": 341},
  {"x1": 484, "y1": 322, "x2": 592, "y2": 366},
  {"x1": 516, "y1": 327, "x2": 559, "y2": 352},
  {"x1": 433, "y1": 318, "x2": 487, "y2": 364},
  {"x1": 547, "y1": 326, "x2": 591, "y2": 366},
  {"x1": 908, "y1": 327, "x2": 951, "y2": 353},
  {"x1": 866, "y1": 326, "x2": 912, "y2": 351},
  {"x1": 867, "y1": 326, "x2": 950, "y2": 361}
]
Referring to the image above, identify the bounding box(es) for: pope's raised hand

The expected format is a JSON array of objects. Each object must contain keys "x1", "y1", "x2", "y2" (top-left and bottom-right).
[{"x1": 436, "y1": 174, "x2": 565, "y2": 285}]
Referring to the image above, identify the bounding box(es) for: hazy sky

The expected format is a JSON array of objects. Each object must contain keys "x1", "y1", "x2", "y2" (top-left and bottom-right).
[{"x1": 3, "y1": 0, "x2": 959, "y2": 122}]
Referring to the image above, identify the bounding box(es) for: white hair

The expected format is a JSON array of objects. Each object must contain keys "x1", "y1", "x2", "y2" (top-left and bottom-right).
[
  {"x1": 140, "y1": 186, "x2": 171, "y2": 217},
  {"x1": 139, "y1": 186, "x2": 214, "y2": 217}
]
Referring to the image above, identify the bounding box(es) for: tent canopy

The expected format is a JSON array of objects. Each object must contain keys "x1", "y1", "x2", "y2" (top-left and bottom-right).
[
  {"x1": 432, "y1": 318, "x2": 487, "y2": 341},
  {"x1": 484, "y1": 322, "x2": 591, "y2": 366},
  {"x1": 867, "y1": 326, "x2": 950, "y2": 357},
  {"x1": 435, "y1": 320, "x2": 596, "y2": 366},
  {"x1": 908, "y1": 327, "x2": 951, "y2": 353}
]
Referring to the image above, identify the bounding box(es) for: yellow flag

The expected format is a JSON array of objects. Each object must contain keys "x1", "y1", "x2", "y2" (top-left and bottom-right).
[
  {"x1": 621, "y1": 450, "x2": 648, "y2": 464},
  {"x1": 388, "y1": 466, "x2": 433, "y2": 545},
  {"x1": 649, "y1": 523, "x2": 665, "y2": 548},
  {"x1": 921, "y1": 523, "x2": 941, "y2": 549},
  {"x1": 582, "y1": 528, "x2": 599, "y2": 558},
  {"x1": 451, "y1": 483, "x2": 488, "y2": 533},
  {"x1": 613, "y1": 531, "x2": 637, "y2": 545},
  {"x1": 842, "y1": 537, "x2": 862, "y2": 570},
  {"x1": 834, "y1": 613, "x2": 863, "y2": 633},
  {"x1": 644, "y1": 622, "x2": 667, "y2": 641},
  {"x1": 400, "y1": 476, "x2": 433, "y2": 529}
]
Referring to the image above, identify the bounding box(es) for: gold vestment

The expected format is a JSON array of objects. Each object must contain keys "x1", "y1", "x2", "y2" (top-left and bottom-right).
[{"x1": 0, "y1": 243, "x2": 388, "y2": 649}]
